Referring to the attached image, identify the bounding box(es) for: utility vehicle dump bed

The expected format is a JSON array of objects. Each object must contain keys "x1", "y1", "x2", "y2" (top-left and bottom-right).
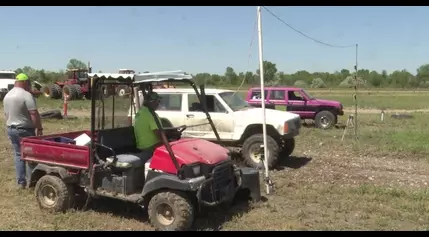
[{"x1": 21, "y1": 131, "x2": 91, "y2": 170}]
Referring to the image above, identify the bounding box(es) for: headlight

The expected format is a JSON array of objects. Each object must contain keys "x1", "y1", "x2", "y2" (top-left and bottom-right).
[
  {"x1": 178, "y1": 163, "x2": 203, "y2": 179},
  {"x1": 192, "y1": 165, "x2": 201, "y2": 176}
]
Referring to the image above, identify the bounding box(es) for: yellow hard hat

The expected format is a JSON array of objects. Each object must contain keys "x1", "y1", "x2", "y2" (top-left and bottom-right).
[{"x1": 16, "y1": 73, "x2": 29, "y2": 81}]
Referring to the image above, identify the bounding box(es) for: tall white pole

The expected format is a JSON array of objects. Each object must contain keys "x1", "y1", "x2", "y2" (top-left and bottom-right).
[{"x1": 257, "y1": 6, "x2": 270, "y2": 195}]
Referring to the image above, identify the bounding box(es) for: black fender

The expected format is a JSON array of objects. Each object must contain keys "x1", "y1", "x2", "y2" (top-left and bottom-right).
[
  {"x1": 28, "y1": 164, "x2": 78, "y2": 187},
  {"x1": 142, "y1": 172, "x2": 204, "y2": 197},
  {"x1": 315, "y1": 106, "x2": 342, "y2": 116}
]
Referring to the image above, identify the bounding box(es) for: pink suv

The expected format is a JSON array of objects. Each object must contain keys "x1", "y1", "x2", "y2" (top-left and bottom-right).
[{"x1": 245, "y1": 87, "x2": 344, "y2": 129}]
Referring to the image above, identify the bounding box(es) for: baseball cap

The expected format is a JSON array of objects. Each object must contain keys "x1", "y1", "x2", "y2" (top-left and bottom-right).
[
  {"x1": 16, "y1": 73, "x2": 29, "y2": 81},
  {"x1": 144, "y1": 92, "x2": 161, "y2": 102}
]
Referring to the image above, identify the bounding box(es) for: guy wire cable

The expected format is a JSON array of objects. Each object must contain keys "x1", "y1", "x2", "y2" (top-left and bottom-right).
[
  {"x1": 262, "y1": 6, "x2": 355, "y2": 49},
  {"x1": 232, "y1": 16, "x2": 258, "y2": 97},
  {"x1": 263, "y1": 6, "x2": 360, "y2": 139}
]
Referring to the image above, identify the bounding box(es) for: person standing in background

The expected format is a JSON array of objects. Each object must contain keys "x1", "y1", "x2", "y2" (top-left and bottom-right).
[{"x1": 3, "y1": 73, "x2": 43, "y2": 189}]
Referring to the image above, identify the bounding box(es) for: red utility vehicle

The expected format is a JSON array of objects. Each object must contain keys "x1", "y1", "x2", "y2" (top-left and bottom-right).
[{"x1": 21, "y1": 73, "x2": 261, "y2": 231}]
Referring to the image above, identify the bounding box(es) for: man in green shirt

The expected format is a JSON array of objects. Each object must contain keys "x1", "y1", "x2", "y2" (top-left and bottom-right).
[{"x1": 133, "y1": 92, "x2": 163, "y2": 162}]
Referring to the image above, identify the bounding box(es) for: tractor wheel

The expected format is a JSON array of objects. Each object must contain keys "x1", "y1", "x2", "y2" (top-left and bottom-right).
[
  {"x1": 34, "y1": 175, "x2": 75, "y2": 213},
  {"x1": 279, "y1": 137, "x2": 295, "y2": 159},
  {"x1": 148, "y1": 191, "x2": 195, "y2": 231},
  {"x1": 72, "y1": 84, "x2": 83, "y2": 100},
  {"x1": 40, "y1": 110, "x2": 63, "y2": 120},
  {"x1": 242, "y1": 134, "x2": 279, "y2": 170},
  {"x1": 62, "y1": 85, "x2": 77, "y2": 101},
  {"x1": 43, "y1": 84, "x2": 61, "y2": 99},
  {"x1": 314, "y1": 110, "x2": 336, "y2": 129}
]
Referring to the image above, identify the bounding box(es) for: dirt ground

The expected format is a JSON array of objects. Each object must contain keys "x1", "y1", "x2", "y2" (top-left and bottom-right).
[{"x1": 0, "y1": 108, "x2": 428, "y2": 230}]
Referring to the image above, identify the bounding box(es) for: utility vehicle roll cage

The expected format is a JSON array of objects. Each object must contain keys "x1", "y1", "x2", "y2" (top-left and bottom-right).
[{"x1": 87, "y1": 71, "x2": 221, "y2": 179}]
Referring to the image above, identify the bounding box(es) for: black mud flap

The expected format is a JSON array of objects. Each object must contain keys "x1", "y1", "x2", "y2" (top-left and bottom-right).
[{"x1": 239, "y1": 167, "x2": 261, "y2": 202}]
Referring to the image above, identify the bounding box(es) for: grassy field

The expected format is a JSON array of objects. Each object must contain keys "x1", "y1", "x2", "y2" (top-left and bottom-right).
[
  {"x1": 25, "y1": 88, "x2": 429, "y2": 113},
  {"x1": 1, "y1": 89, "x2": 429, "y2": 230}
]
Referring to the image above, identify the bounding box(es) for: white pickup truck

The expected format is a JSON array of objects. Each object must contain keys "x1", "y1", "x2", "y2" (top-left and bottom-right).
[
  {"x1": 0, "y1": 70, "x2": 16, "y2": 100},
  {"x1": 129, "y1": 88, "x2": 302, "y2": 169}
]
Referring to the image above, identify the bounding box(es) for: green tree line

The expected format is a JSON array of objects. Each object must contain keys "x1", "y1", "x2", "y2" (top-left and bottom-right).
[{"x1": 13, "y1": 59, "x2": 429, "y2": 89}]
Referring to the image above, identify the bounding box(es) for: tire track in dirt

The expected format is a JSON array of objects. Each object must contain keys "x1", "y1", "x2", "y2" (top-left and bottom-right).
[{"x1": 343, "y1": 108, "x2": 429, "y2": 114}]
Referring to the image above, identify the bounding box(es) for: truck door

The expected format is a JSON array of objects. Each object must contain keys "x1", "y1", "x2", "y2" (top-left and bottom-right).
[
  {"x1": 286, "y1": 90, "x2": 313, "y2": 118},
  {"x1": 183, "y1": 94, "x2": 234, "y2": 140}
]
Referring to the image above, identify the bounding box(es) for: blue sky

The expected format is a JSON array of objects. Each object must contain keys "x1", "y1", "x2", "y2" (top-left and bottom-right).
[{"x1": 0, "y1": 6, "x2": 427, "y2": 75}]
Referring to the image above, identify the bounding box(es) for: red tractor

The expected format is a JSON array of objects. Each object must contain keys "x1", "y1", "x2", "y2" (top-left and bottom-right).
[
  {"x1": 42, "y1": 63, "x2": 92, "y2": 100},
  {"x1": 21, "y1": 73, "x2": 261, "y2": 231}
]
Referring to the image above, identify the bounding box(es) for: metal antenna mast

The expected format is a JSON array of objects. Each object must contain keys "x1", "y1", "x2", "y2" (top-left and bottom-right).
[
  {"x1": 353, "y1": 44, "x2": 359, "y2": 139},
  {"x1": 257, "y1": 6, "x2": 271, "y2": 195}
]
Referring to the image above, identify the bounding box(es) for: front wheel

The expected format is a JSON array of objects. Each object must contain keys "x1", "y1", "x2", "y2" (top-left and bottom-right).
[
  {"x1": 148, "y1": 191, "x2": 195, "y2": 231},
  {"x1": 34, "y1": 175, "x2": 75, "y2": 213},
  {"x1": 242, "y1": 134, "x2": 279, "y2": 170},
  {"x1": 314, "y1": 111, "x2": 336, "y2": 129}
]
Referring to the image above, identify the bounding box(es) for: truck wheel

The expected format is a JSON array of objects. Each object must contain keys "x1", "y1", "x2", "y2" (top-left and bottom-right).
[
  {"x1": 315, "y1": 111, "x2": 336, "y2": 129},
  {"x1": 148, "y1": 191, "x2": 195, "y2": 231},
  {"x1": 34, "y1": 175, "x2": 75, "y2": 213},
  {"x1": 279, "y1": 137, "x2": 295, "y2": 158},
  {"x1": 242, "y1": 134, "x2": 279, "y2": 170},
  {"x1": 116, "y1": 85, "x2": 128, "y2": 97}
]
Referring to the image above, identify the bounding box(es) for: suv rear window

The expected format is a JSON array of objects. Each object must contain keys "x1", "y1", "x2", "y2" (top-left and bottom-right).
[
  {"x1": 250, "y1": 90, "x2": 268, "y2": 100},
  {"x1": 269, "y1": 90, "x2": 285, "y2": 100},
  {"x1": 158, "y1": 94, "x2": 182, "y2": 111}
]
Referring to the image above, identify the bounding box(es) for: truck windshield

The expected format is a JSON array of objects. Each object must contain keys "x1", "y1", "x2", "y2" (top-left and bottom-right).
[
  {"x1": 219, "y1": 92, "x2": 251, "y2": 111},
  {"x1": 301, "y1": 89, "x2": 314, "y2": 100},
  {"x1": 0, "y1": 73, "x2": 15, "y2": 79}
]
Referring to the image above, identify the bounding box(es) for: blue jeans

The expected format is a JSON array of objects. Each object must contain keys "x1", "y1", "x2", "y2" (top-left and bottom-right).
[
  {"x1": 7, "y1": 127, "x2": 35, "y2": 186},
  {"x1": 137, "y1": 149, "x2": 154, "y2": 164}
]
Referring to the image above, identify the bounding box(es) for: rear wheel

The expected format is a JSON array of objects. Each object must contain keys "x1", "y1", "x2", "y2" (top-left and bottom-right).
[
  {"x1": 62, "y1": 85, "x2": 77, "y2": 100},
  {"x1": 148, "y1": 191, "x2": 194, "y2": 231},
  {"x1": 34, "y1": 175, "x2": 75, "y2": 213},
  {"x1": 72, "y1": 84, "x2": 83, "y2": 100},
  {"x1": 43, "y1": 84, "x2": 62, "y2": 99},
  {"x1": 242, "y1": 134, "x2": 279, "y2": 170},
  {"x1": 314, "y1": 111, "x2": 336, "y2": 129}
]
